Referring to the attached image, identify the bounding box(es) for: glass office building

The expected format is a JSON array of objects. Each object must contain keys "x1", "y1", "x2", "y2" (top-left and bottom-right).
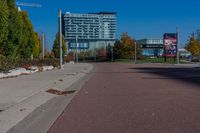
[
  {"x1": 137, "y1": 39, "x2": 164, "y2": 57},
  {"x1": 62, "y1": 12, "x2": 117, "y2": 50}
]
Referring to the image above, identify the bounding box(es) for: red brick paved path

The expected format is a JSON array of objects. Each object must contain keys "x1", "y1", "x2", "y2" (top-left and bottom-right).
[{"x1": 48, "y1": 63, "x2": 200, "y2": 133}]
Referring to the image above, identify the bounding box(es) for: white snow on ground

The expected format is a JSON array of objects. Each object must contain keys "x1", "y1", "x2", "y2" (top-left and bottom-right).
[
  {"x1": 0, "y1": 66, "x2": 54, "y2": 79},
  {"x1": 43, "y1": 66, "x2": 54, "y2": 71},
  {"x1": 29, "y1": 66, "x2": 39, "y2": 73},
  {"x1": 0, "y1": 73, "x2": 6, "y2": 78},
  {"x1": 68, "y1": 61, "x2": 75, "y2": 64}
]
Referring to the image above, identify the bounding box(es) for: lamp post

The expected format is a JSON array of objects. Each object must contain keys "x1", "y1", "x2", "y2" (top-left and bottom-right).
[
  {"x1": 176, "y1": 26, "x2": 179, "y2": 64},
  {"x1": 42, "y1": 33, "x2": 45, "y2": 60},
  {"x1": 76, "y1": 35, "x2": 78, "y2": 63},
  {"x1": 134, "y1": 42, "x2": 137, "y2": 63},
  {"x1": 58, "y1": 9, "x2": 63, "y2": 68},
  {"x1": 111, "y1": 46, "x2": 114, "y2": 62}
]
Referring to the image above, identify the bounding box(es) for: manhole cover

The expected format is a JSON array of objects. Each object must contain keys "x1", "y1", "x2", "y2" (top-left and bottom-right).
[{"x1": 46, "y1": 89, "x2": 76, "y2": 96}]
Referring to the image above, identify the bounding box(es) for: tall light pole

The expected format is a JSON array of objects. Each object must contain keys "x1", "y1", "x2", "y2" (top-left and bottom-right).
[
  {"x1": 76, "y1": 35, "x2": 78, "y2": 63},
  {"x1": 111, "y1": 46, "x2": 114, "y2": 62},
  {"x1": 176, "y1": 26, "x2": 180, "y2": 64},
  {"x1": 58, "y1": 9, "x2": 63, "y2": 68},
  {"x1": 42, "y1": 33, "x2": 45, "y2": 60},
  {"x1": 134, "y1": 42, "x2": 137, "y2": 63}
]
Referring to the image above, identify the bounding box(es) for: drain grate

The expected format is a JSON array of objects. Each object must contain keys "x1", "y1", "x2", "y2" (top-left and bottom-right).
[{"x1": 46, "y1": 89, "x2": 76, "y2": 96}]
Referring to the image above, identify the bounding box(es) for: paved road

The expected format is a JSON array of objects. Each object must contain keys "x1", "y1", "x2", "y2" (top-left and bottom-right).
[{"x1": 48, "y1": 63, "x2": 200, "y2": 133}]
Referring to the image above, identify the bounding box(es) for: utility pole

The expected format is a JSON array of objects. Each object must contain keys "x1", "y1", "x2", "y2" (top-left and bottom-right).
[
  {"x1": 76, "y1": 35, "x2": 78, "y2": 63},
  {"x1": 42, "y1": 33, "x2": 45, "y2": 60},
  {"x1": 58, "y1": 9, "x2": 63, "y2": 68},
  {"x1": 176, "y1": 26, "x2": 180, "y2": 64},
  {"x1": 111, "y1": 46, "x2": 114, "y2": 62},
  {"x1": 134, "y1": 42, "x2": 137, "y2": 63},
  {"x1": 94, "y1": 42, "x2": 97, "y2": 62}
]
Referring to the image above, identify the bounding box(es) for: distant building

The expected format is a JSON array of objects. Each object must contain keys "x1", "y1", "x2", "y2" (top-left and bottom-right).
[
  {"x1": 62, "y1": 12, "x2": 117, "y2": 51},
  {"x1": 179, "y1": 48, "x2": 191, "y2": 58},
  {"x1": 137, "y1": 38, "x2": 164, "y2": 57}
]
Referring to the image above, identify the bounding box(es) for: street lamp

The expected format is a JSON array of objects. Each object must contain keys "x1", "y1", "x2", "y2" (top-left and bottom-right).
[
  {"x1": 76, "y1": 35, "x2": 78, "y2": 63},
  {"x1": 58, "y1": 9, "x2": 63, "y2": 68},
  {"x1": 111, "y1": 46, "x2": 114, "y2": 62},
  {"x1": 176, "y1": 26, "x2": 179, "y2": 64},
  {"x1": 42, "y1": 33, "x2": 45, "y2": 60},
  {"x1": 134, "y1": 42, "x2": 137, "y2": 63}
]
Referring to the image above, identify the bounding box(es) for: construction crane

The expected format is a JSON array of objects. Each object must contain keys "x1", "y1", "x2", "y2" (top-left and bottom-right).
[
  {"x1": 16, "y1": 2, "x2": 42, "y2": 11},
  {"x1": 16, "y1": 2, "x2": 42, "y2": 8}
]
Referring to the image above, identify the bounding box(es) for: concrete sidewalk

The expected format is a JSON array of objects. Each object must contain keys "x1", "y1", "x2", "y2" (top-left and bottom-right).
[{"x1": 0, "y1": 63, "x2": 94, "y2": 133}]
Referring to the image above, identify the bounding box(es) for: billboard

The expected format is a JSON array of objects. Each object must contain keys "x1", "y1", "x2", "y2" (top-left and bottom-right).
[{"x1": 163, "y1": 33, "x2": 177, "y2": 57}]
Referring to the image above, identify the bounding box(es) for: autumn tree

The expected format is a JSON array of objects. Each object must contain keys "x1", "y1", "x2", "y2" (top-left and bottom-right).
[
  {"x1": 97, "y1": 48, "x2": 107, "y2": 58},
  {"x1": 52, "y1": 33, "x2": 67, "y2": 58},
  {"x1": 113, "y1": 32, "x2": 141, "y2": 59},
  {"x1": 17, "y1": 11, "x2": 35, "y2": 59},
  {"x1": 0, "y1": 0, "x2": 36, "y2": 59},
  {"x1": 6, "y1": 0, "x2": 23, "y2": 58},
  {"x1": 186, "y1": 33, "x2": 200, "y2": 56},
  {"x1": 33, "y1": 32, "x2": 41, "y2": 58},
  {"x1": 113, "y1": 40, "x2": 124, "y2": 59}
]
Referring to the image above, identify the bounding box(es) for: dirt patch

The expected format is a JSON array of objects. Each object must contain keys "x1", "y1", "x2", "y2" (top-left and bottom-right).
[
  {"x1": 46, "y1": 89, "x2": 76, "y2": 96},
  {"x1": 66, "y1": 74, "x2": 75, "y2": 76},
  {"x1": 58, "y1": 79, "x2": 63, "y2": 82},
  {"x1": 20, "y1": 108, "x2": 26, "y2": 112}
]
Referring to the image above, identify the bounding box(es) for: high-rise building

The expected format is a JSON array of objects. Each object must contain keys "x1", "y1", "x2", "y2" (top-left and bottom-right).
[{"x1": 62, "y1": 12, "x2": 117, "y2": 50}]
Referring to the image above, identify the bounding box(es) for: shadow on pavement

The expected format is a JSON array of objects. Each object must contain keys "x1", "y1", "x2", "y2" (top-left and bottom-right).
[{"x1": 131, "y1": 66, "x2": 200, "y2": 86}]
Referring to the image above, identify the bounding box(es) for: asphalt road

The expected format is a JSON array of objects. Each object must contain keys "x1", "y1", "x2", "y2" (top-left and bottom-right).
[{"x1": 48, "y1": 63, "x2": 200, "y2": 133}]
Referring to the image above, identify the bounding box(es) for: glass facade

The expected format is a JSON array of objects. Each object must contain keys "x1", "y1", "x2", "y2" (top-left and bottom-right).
[
  {"x1": 142, "y1": 49, "x2": 164, "y2": 57},
  {"x1": 62, "y1": 12, "x2": 117, "y2": 50},
  {"x1": 138, "y1": 39, "x2": 164, "y2": 57}
]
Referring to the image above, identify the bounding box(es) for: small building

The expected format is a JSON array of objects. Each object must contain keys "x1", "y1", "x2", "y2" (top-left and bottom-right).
[
  {"x1": 137, "y1": 38, "x2": 164, "y2": 57},
  {"x1": 179, "y1": 48, "x2": 191, "y2": 58}
]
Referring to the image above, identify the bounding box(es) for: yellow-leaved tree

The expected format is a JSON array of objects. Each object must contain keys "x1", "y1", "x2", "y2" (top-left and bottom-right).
[
  {"x1": 186, "y1": 33, "x2": 200, "y2": 56},
  {"x1": 113, "y1": 32, "x2": 141, "y2": 59},
  {"x1": 51, "y1": 33, "x2": 66, "y2": 58},
  {"x1": 33, "y1": 32, "x2": 41, "y2": 58}
]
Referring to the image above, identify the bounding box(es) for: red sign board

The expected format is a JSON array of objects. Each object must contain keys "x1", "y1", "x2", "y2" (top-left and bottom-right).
[{"x1": 163, "y1": 33, "x2": 177, "y2": 57}]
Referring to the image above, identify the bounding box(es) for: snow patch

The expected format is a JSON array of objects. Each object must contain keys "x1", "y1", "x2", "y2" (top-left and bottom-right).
[
  {"x1": 0, "y1": 66, "x2": 54, "y2": 79},
  {"x1": 43, "y1": 66, "x2": 54, "y2": 71}
]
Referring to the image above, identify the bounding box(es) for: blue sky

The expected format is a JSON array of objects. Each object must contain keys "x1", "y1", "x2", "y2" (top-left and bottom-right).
[{"x1": 19, "y1": 0, "x2": 200, "y2": 50}]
